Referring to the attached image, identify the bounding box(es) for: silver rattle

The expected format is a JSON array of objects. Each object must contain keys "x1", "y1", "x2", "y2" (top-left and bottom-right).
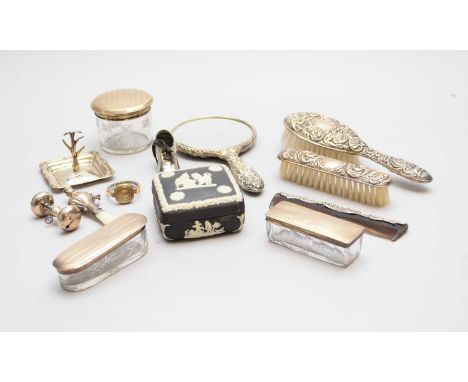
[{"x1": 31, "y1": 192, "x2": 82, "y2": 232}]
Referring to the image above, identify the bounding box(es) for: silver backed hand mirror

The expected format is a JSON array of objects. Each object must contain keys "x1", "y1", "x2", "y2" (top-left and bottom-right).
[{"x1": 171, "y1": 116, "x2": 264, "y2": 193}]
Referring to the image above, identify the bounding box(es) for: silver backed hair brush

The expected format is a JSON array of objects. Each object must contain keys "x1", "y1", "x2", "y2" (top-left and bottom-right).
[
  {"x1": 283, "y1": 112, "x2": 433, "y2": 184},
  {"x1": 270, "y1": 192, "x2": 408, "y2": 241}
]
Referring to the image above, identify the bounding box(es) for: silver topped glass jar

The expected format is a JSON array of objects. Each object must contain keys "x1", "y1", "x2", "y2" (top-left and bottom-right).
[{"x1": 91, "y1": 88, "x2": 154, "y2": 154}]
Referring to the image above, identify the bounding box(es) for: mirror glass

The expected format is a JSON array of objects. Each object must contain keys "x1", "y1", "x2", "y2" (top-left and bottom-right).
[{"x1": 172, "y1": 118, "x2": 252, "y2": 152}]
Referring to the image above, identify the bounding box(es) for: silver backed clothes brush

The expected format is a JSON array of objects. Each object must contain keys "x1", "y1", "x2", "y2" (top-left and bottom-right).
[
  {"x1": 52, "y1": 186, "x2": 148, "y2": 291},
  {"x1": 283, "y1": 112, "x2": 433, "y2": 184},
  {"x1": 278, "y1": 148, "x2": 392, "y2": 207},
  {"x1": 270, "y1": 192, "x2": 408, "y2": 241}
]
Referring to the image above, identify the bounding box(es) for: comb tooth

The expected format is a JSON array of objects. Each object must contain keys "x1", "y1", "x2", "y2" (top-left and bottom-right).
[
  {"x1": 306, "y1": 201, "x2": 399, "y2": 241},
  {"x1": 336, "y1": 206, "x2": 398, "y2": 240}
]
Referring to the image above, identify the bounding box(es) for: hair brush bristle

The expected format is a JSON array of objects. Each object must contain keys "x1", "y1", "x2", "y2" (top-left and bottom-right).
[
  {"x1": 279, "y1": 161, "x2": 390, "y2": 207},
  {"x1": 282, "y1": 128, "x2": 359, "y2": 164}
]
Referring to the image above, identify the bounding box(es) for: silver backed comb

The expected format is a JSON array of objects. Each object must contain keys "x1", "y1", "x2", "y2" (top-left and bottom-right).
[{"x1": 270, "y1": 192, "x2": 408, "y2": 241}]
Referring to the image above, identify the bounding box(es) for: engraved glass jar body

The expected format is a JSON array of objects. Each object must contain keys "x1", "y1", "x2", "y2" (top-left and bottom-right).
[
  {"x1": 266, "y1": 221, "x2": 361, "y2": 267},
  {"x1": 58, "y1": 229, "x2": 148, "y2": 291},
  {"x1": 96, "y1": 112, "x2": 153, "y2": 154}
]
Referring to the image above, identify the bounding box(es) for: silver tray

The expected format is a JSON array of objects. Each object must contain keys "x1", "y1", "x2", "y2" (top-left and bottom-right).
[{"x1": 40, "y1": 151, "x2": 114, "y2": 190}]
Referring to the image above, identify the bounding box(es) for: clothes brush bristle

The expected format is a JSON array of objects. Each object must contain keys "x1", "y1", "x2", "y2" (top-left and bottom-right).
[{"x1": 279, "y1": 161, "x2": 389, "y2": 207}]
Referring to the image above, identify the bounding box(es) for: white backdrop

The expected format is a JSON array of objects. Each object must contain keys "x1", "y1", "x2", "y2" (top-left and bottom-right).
[{"x1": 0, "y1": 51, "x2": 466, "y2": 331}]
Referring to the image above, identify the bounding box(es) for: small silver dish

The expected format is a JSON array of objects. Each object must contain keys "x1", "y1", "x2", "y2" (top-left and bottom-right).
[{"x1": 39, "y1": 131, "x2": 114, "y2": 190}]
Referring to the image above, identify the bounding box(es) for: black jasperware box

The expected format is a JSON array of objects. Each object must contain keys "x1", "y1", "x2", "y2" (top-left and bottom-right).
[{"x1": 152, "y1": 164, "x2": 245, "y2": 240}]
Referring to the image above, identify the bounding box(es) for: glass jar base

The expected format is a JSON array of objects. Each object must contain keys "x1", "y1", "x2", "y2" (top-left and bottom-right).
[
  {"x1": 100, "y1": 132, "x2": 151, "y2": 154},
  {"x1": 101, "y1": 143, "x2": 151, "y2": 155}
]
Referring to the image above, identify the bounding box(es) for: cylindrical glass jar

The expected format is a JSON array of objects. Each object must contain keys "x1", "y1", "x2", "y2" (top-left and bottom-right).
[{"x1": 91, "y1": 88, "x2": 154, "y2": 154}]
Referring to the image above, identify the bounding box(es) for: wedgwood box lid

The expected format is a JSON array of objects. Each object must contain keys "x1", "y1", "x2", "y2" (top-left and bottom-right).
[
  {"x1": 152, "y1": 164, "x2": 244, "y2": 224},
  {"x1": 90, "y1": 88, "x2": 153, "y2": 120}
]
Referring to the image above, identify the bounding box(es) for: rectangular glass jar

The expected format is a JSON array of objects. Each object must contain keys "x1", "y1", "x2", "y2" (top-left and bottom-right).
[
  {"x1": 266, "y1": 221, "x2": 362, "y2": 267},
  {"x1": 265, "y1": 200, "x2": 364, "y2": 267},
  {"x1": 53, "y1": 213, "x2": 148, "y2": 291},
  {"x1": 58, "y1": 230, "x2": 148, "y2": 291}
]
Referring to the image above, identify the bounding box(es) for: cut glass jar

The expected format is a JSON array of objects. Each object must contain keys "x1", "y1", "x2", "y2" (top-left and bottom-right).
[
  {"x1": 265, "y1": 200, "x2": 364, "y2": 267},
  {"x1": 91, "y1": 88, "x2": 154, "y2": 154}
]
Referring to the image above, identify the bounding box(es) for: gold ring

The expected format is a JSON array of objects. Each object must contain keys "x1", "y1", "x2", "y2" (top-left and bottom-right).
[{"x1": 106, "y1": 181, "x2": 141, "y2": 204}]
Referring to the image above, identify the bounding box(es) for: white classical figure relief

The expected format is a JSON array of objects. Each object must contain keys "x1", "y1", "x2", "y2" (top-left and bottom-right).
[
  {"x1": 174, "y1": 172, "x2": 216, "y2": 190},
  {"x1": 192, "y1": 172, "x2": 212, "y2": 186},
  {"x1": 184, "y1": 220, "x2": 225, "y2": 239}
]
